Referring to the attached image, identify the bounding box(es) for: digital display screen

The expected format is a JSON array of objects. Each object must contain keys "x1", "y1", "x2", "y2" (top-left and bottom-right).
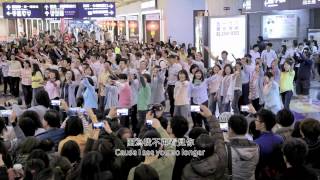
[
  {"x1": 209, "y1": 15, "x2": 247, "y2": 66},
  {"x1": 262, "y1": 14, "x2": 298, "y2": 39}
]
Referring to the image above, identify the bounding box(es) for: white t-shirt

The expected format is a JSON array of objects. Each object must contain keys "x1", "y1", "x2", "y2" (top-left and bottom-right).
[
  {"x1": 261, "y1": 49, "x2": 277, "y2": 68},
  {"x1": 167, "y1": 63, "x2": 183, "y2": 86},
  {"x1": 249, "y1": 50, "x2": 260, "y2": 64}
]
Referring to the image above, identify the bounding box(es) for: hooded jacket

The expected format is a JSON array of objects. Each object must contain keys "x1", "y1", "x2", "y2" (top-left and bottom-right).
[
  {"x1": 182, "y1": 116, "x2": 227, "y2": 180},
  {"x1": 229, "y1": 137, "x2": 260, "y2": 180},
  {"x1": 304, "y1": 138, "x2": 320, "y2": 170}
]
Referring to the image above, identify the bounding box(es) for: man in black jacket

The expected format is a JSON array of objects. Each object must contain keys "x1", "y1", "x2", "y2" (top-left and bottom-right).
[
  {"x1": 276, "y1": 138, "x2": 318, "y2": 180},
  {"x1": 295, "y1": 48, "x2": 313, "y2": 99}
]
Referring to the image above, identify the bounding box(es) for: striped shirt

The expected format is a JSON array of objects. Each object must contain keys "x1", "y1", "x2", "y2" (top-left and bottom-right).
[
  {"x1": 8, "y1": 60, "x2": 22, "y2": 77},
  {"x1": 208, "y1": 74, "x2": 223, "y2": 94},
  {"x1": 21, "y1": 68, "x2": 32, "y2": 86}
]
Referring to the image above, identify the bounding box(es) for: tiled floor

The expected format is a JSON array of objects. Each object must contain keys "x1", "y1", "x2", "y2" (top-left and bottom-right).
[{"x1": 290, "y1": 81, "x2": 320, "y2": 121}]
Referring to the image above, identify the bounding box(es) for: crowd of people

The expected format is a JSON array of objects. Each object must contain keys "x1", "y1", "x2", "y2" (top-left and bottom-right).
[{"x1": 0, "y1": 29, "x2": 318, "y2": 180}]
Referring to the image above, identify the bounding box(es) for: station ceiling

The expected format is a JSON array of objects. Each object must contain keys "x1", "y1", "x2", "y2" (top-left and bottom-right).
[{"x1": 0, "y1": 0, "x2": 141, "y2": 7}]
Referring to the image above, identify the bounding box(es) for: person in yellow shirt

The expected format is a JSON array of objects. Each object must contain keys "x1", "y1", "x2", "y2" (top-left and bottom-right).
[
  {"x1": 280, "y1": 59, "x2": 295, "y2": 110},
  {"x1": 31, "y1": 63, "x2": 44, "y2": 106}
]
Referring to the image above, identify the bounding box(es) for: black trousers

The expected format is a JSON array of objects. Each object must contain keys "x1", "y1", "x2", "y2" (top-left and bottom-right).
[
  {"x1": 130, "y1": 104, "x2": 138, "y2": 134},
  {"x1": 252, "y1": 98, "x2": 262, "y2": 112},
  {"x1": 167, "y1": 85, "x2": 175, "y2": 117},
  {"x1": 240, "y1": 83, "x2": 250, "y2": 105},
  {"x1": 3, "y1": 77, "x2": 9, "y2": 94},
  {"x1": 22, "y1": 85, "x2": 32, "y2": 107},
  {"x1": 191, "y1": 99, "x2": 209, "y2": 131},
  {"x1": 10, "y1": 77, "x2": 20, "y2": 97},
  {"x1": 0, "y1": 70, "x2": 3, "y2": 84}
]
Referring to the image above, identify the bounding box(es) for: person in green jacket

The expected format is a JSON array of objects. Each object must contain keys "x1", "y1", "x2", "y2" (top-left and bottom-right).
[
  {"x1": 127, "y1": 112, "x2": 176, "y2": 180},
  {"x1": 136, "y1": 73, "x2": 151, "y2": 135}
]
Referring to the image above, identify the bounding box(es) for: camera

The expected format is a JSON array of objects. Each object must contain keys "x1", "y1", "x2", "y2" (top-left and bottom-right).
[{"x1": 147, "y1": 104, "x2": 164, "y2": 118}]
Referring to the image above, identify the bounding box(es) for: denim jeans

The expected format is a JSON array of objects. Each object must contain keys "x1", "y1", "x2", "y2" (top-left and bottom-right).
[
  {"x1": 232, "y1": 90, "x2": 242, "y2": 114},
  {"x1": 209, "y1": 93, "x2": 218, "y2": 115},
  {"x1": 281, "y1": 90, "x2": 293, "y2": 110},
  {"x1": 174, "y1": 105, "x2": 190, "y2": 120}
]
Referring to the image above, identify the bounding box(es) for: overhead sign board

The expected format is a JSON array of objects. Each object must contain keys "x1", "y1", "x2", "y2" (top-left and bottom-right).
[
  {"x1": 43, "y1": 3, "x2": 78, "y2": 18},
  {"x1": 2, "y1": 2, "x2": 116, "y2": 19},
  {"x1": 3, "y1": 3, "x2": 43, "y2": 18},
  {"x1": 78, "y1": 2, "x2": 115, "y2": 18},
  {"x1": 243, "y1": 0, "x2": 320, "y2": 13}
]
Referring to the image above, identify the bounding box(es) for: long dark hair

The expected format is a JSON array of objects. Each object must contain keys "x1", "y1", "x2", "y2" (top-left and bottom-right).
[
  {"x1": 193, "y1": 69, "x2": 204, "y2": 83},
  {"x1": 223, "y1": 64, "x2": 234, "y2": 76},
  {"x1": 32, "y1": 63, "x2": 43, "y2": 76},
  {"x1": 281, "y1": 58, "x2": 294, "y2": 72},
  {"x1": 23, "y1": 60, "x2": 31, "y2": 69},
  {"x1": 50, "y1": 69, "x2": 60, "y2": 81},
  {"x1": 177, "y1": 69, "x2": 190, "y2": 81},
  {"x1": 79, "y1": 151, "x2": 103, "y2": 180}
]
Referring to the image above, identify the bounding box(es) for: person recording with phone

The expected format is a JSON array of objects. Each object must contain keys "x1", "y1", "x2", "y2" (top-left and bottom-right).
[{"x1": 295, "y1": 48, "x2": 313, "y2": 100}]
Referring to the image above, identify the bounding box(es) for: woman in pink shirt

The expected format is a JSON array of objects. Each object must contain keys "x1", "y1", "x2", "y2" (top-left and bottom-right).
[
  {"x1": 44, "y1": 69, "x2": 61, "y2": 100},
  {"x1": 21, "y1": 60, "x2": 32, "y2": 107},
  {"x1": 118, "y1": 74, "x2": 132, "y2": 108},
  {"x1": 117, "y1": 73, "x2": 132, "y2": 128}
]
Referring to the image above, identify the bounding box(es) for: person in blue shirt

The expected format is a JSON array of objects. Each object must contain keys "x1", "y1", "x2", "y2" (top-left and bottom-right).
[
  {"x1": 36, "y1": 110, "x2": 65, "y2": 149},
  {"x1": 254, "y1": 109, "x2": 286, "y2": 179},
  {"x1": 82, "y1": 77, "x2": 98, "y2": 110},
  {"x1": 263, "y1": 72, "x2": 282, "y2": 114}
]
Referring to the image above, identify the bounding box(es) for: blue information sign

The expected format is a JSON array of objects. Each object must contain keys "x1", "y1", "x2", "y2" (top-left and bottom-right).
[
  {"x1": 3, "y1": 3, "x2": 43, "y2": 18},
  {"x1": 78, "y1": 2, "x2": 116, "y2": 18},
  {"x1": 2, "y1": 2, "x2": 116, "y2": 19},
  {"x1": 43, "y1": 3, "x2": 78, "y2": 18}
]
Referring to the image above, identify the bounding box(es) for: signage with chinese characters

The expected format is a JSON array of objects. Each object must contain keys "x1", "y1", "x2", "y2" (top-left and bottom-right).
[
  {"x1": 210, "y1": 15, "x2": 247, "y2": 64},
  {"x1": 78, "y1": 2, "x2": 116, "y2": 18},
  {"x1": 2, "y1": 2, "x2": 116, "y2": 19},
  {"x1": 262, "y1": 14, "x2": 298, "y2": 39},
  {"x1": 3, "y1": 3, "x2": 43, "y2": 18},
  {"x1": 264, "y1": 0, "x2": 287, "y2": 8},
  {"x1": 243, "y1": 0, "x2": 320, "y2": 12},
  {"x1": 43, "y1": 3, "x2": 78, "y2": 18}
]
